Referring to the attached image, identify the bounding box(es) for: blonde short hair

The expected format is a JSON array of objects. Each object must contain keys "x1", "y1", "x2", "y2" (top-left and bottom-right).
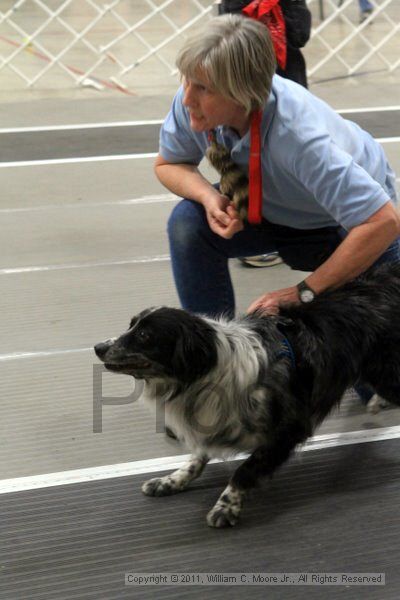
[{"x1": 176, "y1": 14, "x2": 276, "y2": 114}]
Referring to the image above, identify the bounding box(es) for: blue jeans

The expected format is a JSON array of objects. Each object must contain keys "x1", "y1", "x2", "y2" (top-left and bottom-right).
[
  {"x1": 359, "y1": 0, "x2": 373, "y2": 12},
  {"x1": 168, "y1": 198, "x2": 400, "y2": 318}
]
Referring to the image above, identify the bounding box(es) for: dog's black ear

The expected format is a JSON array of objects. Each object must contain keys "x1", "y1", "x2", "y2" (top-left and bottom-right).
[
  {"x1": 130, "y1": 306, "x2": 165, "y2": 328},
  {"x1": 138, "y1": 306, "x2": 159, "y2": 319},
  {"x1": 170, "y1": 320, "x2": 218, "y2": 384},
  {"x1": 129, "y1": 316, "x2": 139, "y2": 329}
]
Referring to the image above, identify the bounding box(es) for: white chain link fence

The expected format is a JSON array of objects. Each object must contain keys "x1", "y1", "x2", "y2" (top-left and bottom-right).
[
  {"x1": 307, "y1": 0, "x2": 399, "y2": 76},
  {"x1": 0, "y1": 0, "x2": 399, "y2": 92}
]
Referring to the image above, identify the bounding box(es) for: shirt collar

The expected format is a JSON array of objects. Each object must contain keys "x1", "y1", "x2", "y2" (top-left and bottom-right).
[{"x1": 220, "y1": 87, "x2": 277, "y2": 155}]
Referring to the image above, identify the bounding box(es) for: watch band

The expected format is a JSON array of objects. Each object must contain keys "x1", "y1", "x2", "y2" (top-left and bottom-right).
[{"x1": 297, "y1": 280, "x2": 316, "y2": 303}]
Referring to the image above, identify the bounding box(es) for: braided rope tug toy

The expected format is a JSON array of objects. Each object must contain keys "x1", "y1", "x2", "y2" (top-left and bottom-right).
[
  {"x1": 206, "y1": 110, "x2": 263, "y2": 224},
  {"x1": 206, "y1": 129, "x2": 249, "y2": 221}
]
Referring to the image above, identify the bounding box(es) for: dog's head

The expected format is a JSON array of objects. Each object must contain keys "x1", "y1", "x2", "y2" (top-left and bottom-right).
[{"x1": 94, "y1": 307, "x2": 218, "y2": 383}]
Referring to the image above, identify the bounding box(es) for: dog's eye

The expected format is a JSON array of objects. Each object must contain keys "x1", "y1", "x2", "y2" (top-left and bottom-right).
[{"x1": 136, "y1": 329, "x2": 150, "y2": 342}]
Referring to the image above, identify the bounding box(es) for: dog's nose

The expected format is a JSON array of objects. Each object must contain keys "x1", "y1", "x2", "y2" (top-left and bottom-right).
[{"x1": 94, "y1": 340, "x2": 113, "y2": 359}]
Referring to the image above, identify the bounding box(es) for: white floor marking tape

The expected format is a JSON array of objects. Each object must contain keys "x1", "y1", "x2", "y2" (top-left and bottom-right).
[
  {"x1": 337, "y1": 105, "x2": 400, "y2": 114},
  {"x1": 0, "y1": 347, "x2": 92, "y2": 362},
  {"x1": 0, "y1": 153, "x2": 158, "y2": 168},
  {"x1": 0, "y1": 254, "x2": 170, "y2": 275},
  {"x1": 376, "y1": 137, "x2": 400, "y2": 144},
  {"x1": 2, "y1": 425, "x2": 400, "y2": 494},
  {"x1": 0, "y1": 193, "x2": 176, "y2": 213},
  {"x1": 0, "y1": 120, "x2": 164, "y2": 134}
]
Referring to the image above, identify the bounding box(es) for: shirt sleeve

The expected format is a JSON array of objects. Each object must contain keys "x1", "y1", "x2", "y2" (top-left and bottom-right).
[
  {"x1": 290, "y1": 131, "x2": 391, "y2": 230},
  {"x1": 159, "y1": 87, "x2": 207, "y2": 165}
]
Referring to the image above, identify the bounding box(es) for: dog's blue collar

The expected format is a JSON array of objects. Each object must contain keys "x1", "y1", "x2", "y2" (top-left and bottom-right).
[{"x1": 278, "y1": 336, "x2": 296, "y2": 369}]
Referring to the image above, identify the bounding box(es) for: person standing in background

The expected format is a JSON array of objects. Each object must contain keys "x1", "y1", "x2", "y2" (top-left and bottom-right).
[
  {"x1": 219, "y1": 0, "x2": 311, "y2": 88},
  {"x1": 358, "y1": 0, "x2": 374, "y2": 23}
]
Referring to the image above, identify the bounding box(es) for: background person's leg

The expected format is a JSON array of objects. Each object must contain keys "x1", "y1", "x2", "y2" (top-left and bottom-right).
[
  {"x1": 359, "y1": 0, "x2": 373, "y2": 11},
  {"x1": 358, "y1": 0, "x2": 374, "y2": 22},
  {"x1": 167, "y1": 199, "x2": 277, "y2": 318}
]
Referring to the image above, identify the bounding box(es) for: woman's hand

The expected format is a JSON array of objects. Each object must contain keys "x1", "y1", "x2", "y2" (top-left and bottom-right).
[
  {"x1": 202, "y1": 193, "x2": 244, "y2": 239},
  {"x1": 247, "y1": 286, "x2": 300, "y2": 315}
]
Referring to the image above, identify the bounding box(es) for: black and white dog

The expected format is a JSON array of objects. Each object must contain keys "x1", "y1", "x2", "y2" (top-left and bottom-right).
[{"x1": 94, "y1": 263, "x2": 400, "y2": 528}]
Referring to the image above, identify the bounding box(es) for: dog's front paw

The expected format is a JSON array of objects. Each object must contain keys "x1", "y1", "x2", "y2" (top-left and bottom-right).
[
  {"x1": 206, "y1": 503, "x2": 241, "y2": 528},
  {"x1": 141, "y1": 476, "x2": 180, "y2": 497},
  {"x1": 206, "y1": 485, "x2": 244, "y2": 528}
]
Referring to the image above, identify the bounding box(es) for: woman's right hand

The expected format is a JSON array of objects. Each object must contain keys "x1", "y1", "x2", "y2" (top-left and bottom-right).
[
  {"x1": 202, "y1": 192, "x2": 244, "y2": 239},
  {"x1": 154, "y1": 157, "x2": 244, "y2": 238}
]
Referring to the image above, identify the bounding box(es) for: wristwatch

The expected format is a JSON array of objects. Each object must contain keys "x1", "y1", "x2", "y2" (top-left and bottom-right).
[{"x1": 297, "y1": 280, "x2": 316, "y2": 304}]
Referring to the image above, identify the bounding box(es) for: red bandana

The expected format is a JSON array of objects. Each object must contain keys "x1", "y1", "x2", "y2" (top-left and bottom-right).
[{"x1": 242, "y1": 0, "x2": 287, "y2": 70}]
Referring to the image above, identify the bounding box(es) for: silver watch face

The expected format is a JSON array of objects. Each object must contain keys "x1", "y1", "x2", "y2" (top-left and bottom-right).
[{"x1": 300, "y1": 289, "x2": 314, "y2": 303}]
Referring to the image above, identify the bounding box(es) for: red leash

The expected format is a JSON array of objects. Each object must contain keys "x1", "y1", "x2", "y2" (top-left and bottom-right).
[
  {"x1": 248, "y1": 109, "x2": 263, "y2": 224},
  {"x1": 208, "y1": 112, "x2": 263, "y2": 224}
]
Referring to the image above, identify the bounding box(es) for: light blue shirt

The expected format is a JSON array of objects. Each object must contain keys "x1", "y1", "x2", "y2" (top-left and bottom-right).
[{"x1": 159, "y1": 75, "x2": 397, "y2": 230}]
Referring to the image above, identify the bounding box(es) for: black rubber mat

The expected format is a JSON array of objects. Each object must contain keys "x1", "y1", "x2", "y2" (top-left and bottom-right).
[
  {"x1": 2, "y1": 437, "x2": 400, "y2": 599},
  {"x1": 0, "y1": 109, "x2": 398, "y2": 162},
  {"x1": 0, "y1": 124, "x2": 160, "y2": 162}
]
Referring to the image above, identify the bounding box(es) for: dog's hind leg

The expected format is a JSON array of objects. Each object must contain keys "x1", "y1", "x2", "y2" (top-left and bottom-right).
[
  {"x1": 142, "y1": 454, "x2": 209, "y2": 497},
  {"x1": 207, "y1": 424, "x2": 307, "y2": 528},
  {"x1": 366, "y1": 394, "x2": 390, "y2": 414},
  {"x1": 367, "y1": 380, "x2": 400, "y2": 413}
]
